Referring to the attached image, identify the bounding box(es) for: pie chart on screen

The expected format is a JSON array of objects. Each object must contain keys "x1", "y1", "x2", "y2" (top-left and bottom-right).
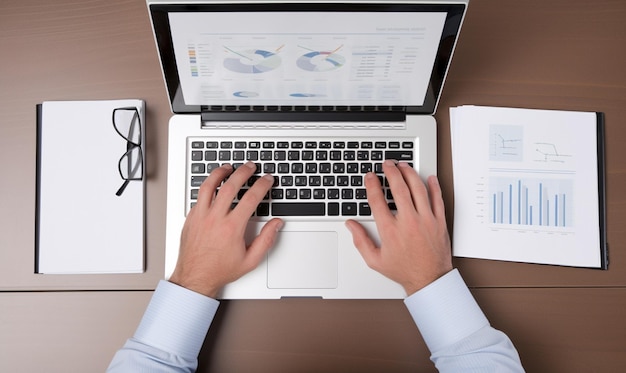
[
  {"x1": 233, "y1": 91, "x2": 259, "y2": 98},
  {"x1": 223, "y1": 47, "x2": 281, "y2": 74},
  {"x1": 297, "y1": 47, "x2": 345, "y2": 72}
]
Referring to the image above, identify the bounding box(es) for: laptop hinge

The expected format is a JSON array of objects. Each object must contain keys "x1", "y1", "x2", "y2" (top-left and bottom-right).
[{"x1": 200, "y1": 106, "x2": 406, "y2": 122}]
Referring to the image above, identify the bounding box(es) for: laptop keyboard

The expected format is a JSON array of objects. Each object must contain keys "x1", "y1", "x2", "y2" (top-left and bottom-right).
[{"x1": 187, "y1": 138, "x2": 414, "y2": 217}]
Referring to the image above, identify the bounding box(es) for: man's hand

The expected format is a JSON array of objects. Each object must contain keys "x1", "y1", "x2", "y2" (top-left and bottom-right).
[
  {"x1": 169, "y1": 162, "x2": 283, "y2": 298},
  {"x1": 346, "y1": 160, "x2": 453, "y2": 295}
]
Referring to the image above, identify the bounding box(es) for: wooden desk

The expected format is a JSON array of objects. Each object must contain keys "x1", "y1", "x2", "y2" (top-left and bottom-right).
[{"x1": 1, "y1": 0, "x2": 625, "y2": 371}]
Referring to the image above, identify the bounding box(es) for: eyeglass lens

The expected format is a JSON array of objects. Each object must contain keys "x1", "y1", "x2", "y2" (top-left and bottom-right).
[
  {"x1": 119, "y1": 145, "x2": 143, "y2": 181},
  {"x1": 113, "y1": 108, "x2": 141, "y2": 145}
]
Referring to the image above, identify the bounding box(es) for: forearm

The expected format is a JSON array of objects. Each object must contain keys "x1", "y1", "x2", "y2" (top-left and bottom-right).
[
  {"x1": 404, "y1": 269, "x2": 524, "y2": 372},
  {"x1": 107, "y1": 280, "x2": 219, "y2": 373}
]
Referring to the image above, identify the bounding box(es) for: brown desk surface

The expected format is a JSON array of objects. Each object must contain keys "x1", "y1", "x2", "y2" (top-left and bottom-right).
[{"x1": 1, "y1": 0, "x2": 625, "y2": 371}]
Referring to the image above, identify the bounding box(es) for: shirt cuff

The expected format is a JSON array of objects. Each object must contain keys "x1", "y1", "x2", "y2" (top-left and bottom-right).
[
  {"x1": 133, "y1": 280, "x2": 220, "y2": 360},
  {"x1": 404, "y1": 269, "x2": 489, "y2": 353}
]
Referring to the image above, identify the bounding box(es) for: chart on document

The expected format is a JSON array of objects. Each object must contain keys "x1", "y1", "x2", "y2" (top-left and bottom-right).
[
  {"x1": 450, "y1": 106, "x2": 604, "y2": 268},
  {"x1": 487, "y1": 124, "x2": 576, "y2": 231}
]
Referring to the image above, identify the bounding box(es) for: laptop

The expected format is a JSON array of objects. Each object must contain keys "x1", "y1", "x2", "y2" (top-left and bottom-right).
[{"x1": 147, "y1": 0, "x2": 468, "y2": 299}]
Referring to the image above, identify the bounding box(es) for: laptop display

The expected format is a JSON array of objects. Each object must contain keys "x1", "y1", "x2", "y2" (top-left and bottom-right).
[{"x1": 149, "y1": 2, "x2": 466, "y2": 114}]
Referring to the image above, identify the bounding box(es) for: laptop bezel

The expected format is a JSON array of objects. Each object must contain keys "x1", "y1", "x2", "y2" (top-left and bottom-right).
[{"x1": 148, "y1": 1, "x2": 467, "y2": 116}]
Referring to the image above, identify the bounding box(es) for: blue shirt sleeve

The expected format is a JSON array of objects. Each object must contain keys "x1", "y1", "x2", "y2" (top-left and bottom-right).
[
  {"x1": 107, "y1": 280, "x2": 219, "y2": 373},
  {"x1": 109, "y1": 271, "x2": 523, "y2": 372},
  {"x1": 404, "y1": 269, "x2": 524, "y2": 372}
]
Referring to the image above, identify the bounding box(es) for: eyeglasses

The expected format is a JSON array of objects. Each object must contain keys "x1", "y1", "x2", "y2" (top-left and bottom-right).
[{"x1": 113, "y1": 107, "x2": 143, "y2": 196}]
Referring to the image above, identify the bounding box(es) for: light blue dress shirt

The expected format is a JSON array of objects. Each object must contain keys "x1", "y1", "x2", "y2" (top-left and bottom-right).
[{"x1": 107, "y1": 269, "x2": 523, "y2": 372}]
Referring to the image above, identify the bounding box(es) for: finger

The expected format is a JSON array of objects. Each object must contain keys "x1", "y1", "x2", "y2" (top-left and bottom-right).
[
  {"x1": 345, "y1": 220, "x2": 381, "y2": 270},
  {"x1": 397, "y1": 162, "x2": 431, "y2": 215},
  {"x1": 364, "y1": 172, "x2": 394, "y2": 223},
  {"x1": 196, "y1": 164, "x2": 233, "y2": 211},
  {"x1": 231, "y1": 173, "x2": 274, "y2": 220},
  {"x1": 243, "y1": 218, "x2": 284, "y2": 272},
  {"x1": 427, "y1": 175, "x2": 446, "y2": 221},
  {"x1": 383, "y1": 160, "x2": 414, "y2": 213},
  {"x1": 212, "y1": 161, "x2": 257, "y2": 211}
]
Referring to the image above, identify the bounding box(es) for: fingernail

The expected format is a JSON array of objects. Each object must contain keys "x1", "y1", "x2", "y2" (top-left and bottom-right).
[
  {"x1": 245, "y1": 161, "x2": 256, "y2": 169},
  {"x1": 398, "y1": 162, "x2": 411, "y2": 168},
  {"x1": 384, "y1": 159, "x2": 397, "y2": 166},
  {"x1": 344, "y1": 220, "x2": 355, "y2": 233},
  {"x1": 262, "y1": 174, "x2": 275, "y2": 182},
  {"x1": 275, "y1": 219, "x2": 284, "y2": 232}
]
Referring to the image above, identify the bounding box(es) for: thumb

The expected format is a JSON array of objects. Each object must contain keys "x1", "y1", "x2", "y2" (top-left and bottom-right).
[
  {"x1": 244, "y1": 218, "x2": 284, "y2": 270},
  {"x1": 345, "y1": 220, "x2": 380, "y2": 268}
]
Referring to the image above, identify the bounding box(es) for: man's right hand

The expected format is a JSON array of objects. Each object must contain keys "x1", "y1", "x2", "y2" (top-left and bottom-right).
[{"x1": 345, "y1": 160, "x2": 453, "y2": 296}]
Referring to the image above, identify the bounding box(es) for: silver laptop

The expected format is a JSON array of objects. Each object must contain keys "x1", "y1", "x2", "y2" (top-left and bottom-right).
[{"x1": 147, "y1": 0, "x2": 468, "y2": 299}]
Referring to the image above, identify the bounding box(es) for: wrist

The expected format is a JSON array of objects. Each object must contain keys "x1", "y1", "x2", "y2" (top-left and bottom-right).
[
  {"x1": 403, "y1": 265, "x2": 454, "y2": 296},
  {"x1": 168, "y1": 273, "x2": 221, "y2": 299}
]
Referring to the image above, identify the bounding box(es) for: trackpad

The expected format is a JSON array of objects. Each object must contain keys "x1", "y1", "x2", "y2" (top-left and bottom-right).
[{"x1": 267, "y1": 231, "x2": 338, "y2": 289}]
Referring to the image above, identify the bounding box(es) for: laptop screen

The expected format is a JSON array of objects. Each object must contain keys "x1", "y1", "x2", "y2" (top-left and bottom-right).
[{"x1": 149, "y1": 2, "x2": 467, "y2": 115}]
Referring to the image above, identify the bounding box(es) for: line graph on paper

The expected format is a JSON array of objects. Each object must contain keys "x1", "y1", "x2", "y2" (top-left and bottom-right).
[
  {"x1": 534, "y1": 142, "x2": 573, "y2": 163},
  {"x1": 489, "y1": 124, "x2": 523, "y2": 162}
]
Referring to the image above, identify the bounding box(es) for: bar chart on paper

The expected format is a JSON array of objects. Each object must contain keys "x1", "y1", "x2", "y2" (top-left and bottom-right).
[{"x1": 489, "y1": 176, "x2": 574, "y2": 228}]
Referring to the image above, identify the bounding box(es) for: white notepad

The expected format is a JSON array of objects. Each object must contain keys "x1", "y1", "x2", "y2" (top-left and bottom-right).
[{"x1": 36, "y1": 99, "x2": 145, "y2": 274}]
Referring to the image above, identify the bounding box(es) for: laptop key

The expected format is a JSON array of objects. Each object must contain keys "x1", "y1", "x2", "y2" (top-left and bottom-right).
[
  {"x1": 281, "y1": 175, "x2": 293, "y2": 186},
  {"x1": 246, "y1": 150, "x2": 258, "y2": 161},
  {"x1": 313, "y1": 189, "x2": 325, "y2": 199},
  {"x1": 256, "y1": 203, "x2": 270, "y2": 216},
  {"x1": 231, "y1": 150, "x2": 244, "y2": 161},
  {"x1": 328, "y1": 202, "x2": 340, "y2": 216},
  {"x1": 271, "y1": 189, "x2": 284, "y2": 199},
  {"x1": 190, "y1": 189, "x2": 199, "y2": 200},
  {"x1": 299, "y1": 189, "x2": 311, "y2": 199},
  {"x1": 359, "y1": 202, "x2": 372, "y2": 216},
  {"x1": 274, "y1": 150, "x2": 287, "y2": 161},
  {"x1": 277, "y1": 163, "x2": 290, "y2": 173},
  {"x1": 191, "y1": 176, "x2": 207, "y2": 187},
  {"x1": 342, "y1": 202, "x2": 358, "y2": 216},
  {"x1": 205, "y1": 150, "x2": 217, "y2": 161},
  {"x1": 288, "y1": 150, "x2": 300, "y2": 160},
  {"x1": 285, "y1": 189, "x2": 298, "y2": 199},
  {"x1": 385, "y1": 150, "x2": 413, "y2": 161},
  {"x1": 272, "y1": 202, "x2": 325, "y2": 216},
  {"x1": 191, "y1": 163, "x2": 205, "y2": 173},
  {"x1": 191, "y1": 151, "x2": 203, "y2": 161},
  {"x1": 206, "y1": 163, "x2": 219, "y2": 173},
  {"x1": 219, "y1": 151, "x2": 230, "y2": 161},
  {"x1": 295, "y1": 176, "x2": 307, "y2": 186}
]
